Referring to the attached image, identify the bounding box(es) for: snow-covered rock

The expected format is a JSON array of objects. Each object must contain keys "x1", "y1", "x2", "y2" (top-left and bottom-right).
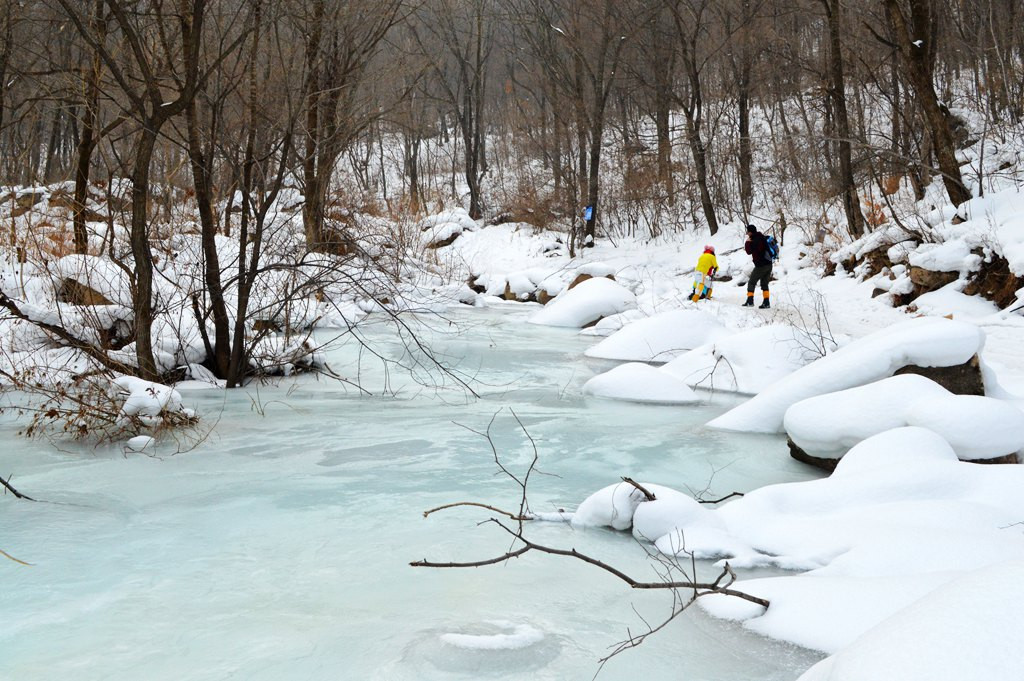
[
  {"x1": 125, "y1": 435, "x2": 156, "y2": 452},
  {"x1": 528, "y1": 277, "x2": 636, "y2": 328},
  {"x1": 583, "y1": 309, "x2": 729, "y2": 362},
  {"x1": 114, "y1": 376, "x2": 187, "y2": 426},
  {"x1": 785, "y1": 374, "x2": 1024, "y2": 462},
  {"x1": 50, "y1": 255, "x2": 133, "y2": 306},
  {"x1": 662, "y1": 324, "x2": 833, "y2": 395},
  {"x1": 831, "y1": 427, "x2": 959, "y2": 477},
  {"x1": 582, "y1": 362, "x2": 700, "y2": 404},
  {"x1": 708, "y1": 317, "x2": 984, "y2": 433}
]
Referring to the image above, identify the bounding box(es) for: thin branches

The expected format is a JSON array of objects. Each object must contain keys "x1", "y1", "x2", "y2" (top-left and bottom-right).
[
  {"x1": 1, "y1": 473, "x2": 35, "y2": 501},
  {"x1": 412, "y1": 411, "x2": 769, "y2": 668}
]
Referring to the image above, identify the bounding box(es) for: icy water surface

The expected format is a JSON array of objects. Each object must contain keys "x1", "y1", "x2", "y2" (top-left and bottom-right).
[{"x1": 2, "y1": 306, "x2": 824, "y2": 680}]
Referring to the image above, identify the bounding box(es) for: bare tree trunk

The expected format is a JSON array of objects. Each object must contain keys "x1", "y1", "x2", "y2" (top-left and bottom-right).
[
  {"x1": 72, "y1": 0, "x2": 105, "y2": 255},
  {"x1": 884, "y1": 0, "x2": 971, "y2": 208},
  {"x1": 821, "y1": 0, "x2": 864, "y2": 237}
]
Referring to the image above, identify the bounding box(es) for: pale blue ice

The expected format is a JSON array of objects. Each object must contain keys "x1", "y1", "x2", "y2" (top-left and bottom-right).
[{"x1": 1, "y1": 307, "x2": 824, "y2": 680}]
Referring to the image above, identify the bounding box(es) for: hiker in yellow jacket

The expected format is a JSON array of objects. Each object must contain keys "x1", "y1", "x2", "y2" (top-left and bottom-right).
[{"x1": 691, "y1": 245, "x2": 718, "y2": 301}]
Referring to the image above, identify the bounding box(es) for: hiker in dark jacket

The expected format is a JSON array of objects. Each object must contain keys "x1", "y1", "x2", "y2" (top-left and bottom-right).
[{"x1": 744, "y1": 224, "x2": 772, "y2": 309}]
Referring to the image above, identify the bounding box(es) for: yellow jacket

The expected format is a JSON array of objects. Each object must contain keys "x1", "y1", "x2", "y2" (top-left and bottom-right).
[{"x1": 696, "y1": 252, "x2": 718, "y2": 276}]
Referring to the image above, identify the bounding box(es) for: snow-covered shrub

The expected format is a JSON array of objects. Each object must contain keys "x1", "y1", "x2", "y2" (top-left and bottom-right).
[{"x1": 4, "y1": 373, "x2": 197, "y2": 444}]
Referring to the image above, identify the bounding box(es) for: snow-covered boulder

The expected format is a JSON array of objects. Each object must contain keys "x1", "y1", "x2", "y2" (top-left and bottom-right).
[
  {"x1": 583, "y1": 309, "x2": 729, "y2": 362},
  {"x1": 662, "y1": 324, "x2": 833, "y2": 395},
  {"x1": 528, "y1": 277, "x2": 636, "y2": 328},
  {"x1": 784, "y1": 375, "x2": 1024, "y2": 465},
  {"x1": 582, "y1": 363, "x2": 699, "y2": 404},
  {"x1": 115, "y1": 376, "x2": 184, "y2": 417},
  {"x1": 419, "y1": 208, "x2": 478, "y2": 249},
  {"x1": 572, "y1": 481, "x2": 655, "y2": 531},
  {"x1": 632, "y1": 487, "x2": 723, "y2": 542},
  {"x1": 831, "y1": 427, "x2": 959, "y2": 477},
  {"x1": 50, "y1": 255, "x2": 132, "y2": 306},
  {"x1": 708, "y1": 317, "x2": 984, "y2": 433}
]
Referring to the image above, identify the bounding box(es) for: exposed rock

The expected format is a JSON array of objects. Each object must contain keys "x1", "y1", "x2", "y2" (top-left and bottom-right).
[
  {"x1": 962, "y1": 254, "x2": 1023, "y2": 309},
  {"x1": 909, "y1": 265, "x2": 959, "y2": 296},
  {"x1": 860, "y1": 246, "x2": 894, "y2": 279},
  {"x1": 568, "y1": 273, "x2": 593, "y2": 289},
  {"x1": 789, "y1": 436, "x2": 1019, "y2": 471},
  {"x1": 536, "y1": 288, "x2": 555, "y2": 305},
  {"x1": 894, "y1": 354, "x2": 985, "y2": 396},
  {"x1": 963, "y1": 453, "x2": 1020, "y2": 465},
  {"x1": 788, "y1": 438, "x2": 839, "y2": 472},
  {"x1": 48, "y1": 190, "x2": 76, "y2": 210},
  {"x1": 426, "y1": 231, "x2": 460, "y2": 249},
  {"x1": 466, "y1": 275, "x2": 486, "y2": 294},
  {"x1": 253, "y1": 319, "x2": 282, "y2": 333},
  {"x1": 568, "y1": 272, "x2": 615, "y2": 290},
  {"x1": 56, "y1": 279, "x2": 114, "y2": 306},
  {"x1": 15, "y1": 190, "x2": 46, "y2": 209}
]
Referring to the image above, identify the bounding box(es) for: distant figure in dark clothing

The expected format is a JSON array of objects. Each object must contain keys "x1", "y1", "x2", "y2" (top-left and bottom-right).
[{"x1": 744, "y1": 224, "x2": 772, "y2": 309}]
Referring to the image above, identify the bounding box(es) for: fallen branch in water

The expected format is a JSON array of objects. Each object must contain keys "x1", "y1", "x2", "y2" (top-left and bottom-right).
[
  {"x1": 411, "y1": 518, "x2": 769, "y2": 608},
  {"x1": 412, "y1": 409, "x2": 769, "y2": 671},
  {"x1": 422, "y1": 501, "x2": 533, "y2": 521},
  {"x1": 1, "y1": 474, "x2": 35, "y2": 501},
  {"x1": 1, "y1": 547, "x2": 32, "y2": 566}
]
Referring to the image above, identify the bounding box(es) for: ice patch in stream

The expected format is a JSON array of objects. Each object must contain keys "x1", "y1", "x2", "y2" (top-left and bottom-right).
[
  {"x1": 407, "y1": 619, "x2": 563, "y2": 675},
  {"x1": 440, "y1": 620, "x2": 545, "y2": 650}
]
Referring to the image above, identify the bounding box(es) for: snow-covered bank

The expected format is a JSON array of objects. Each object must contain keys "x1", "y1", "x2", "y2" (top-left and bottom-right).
[{"x1": 564, "y1": 426, "x2": 1024, "y2": 675}]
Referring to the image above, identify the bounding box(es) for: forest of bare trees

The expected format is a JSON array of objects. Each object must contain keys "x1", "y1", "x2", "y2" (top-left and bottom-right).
[{"x1": 0, "y1": 0, "x2": 1021, "y2": 387}]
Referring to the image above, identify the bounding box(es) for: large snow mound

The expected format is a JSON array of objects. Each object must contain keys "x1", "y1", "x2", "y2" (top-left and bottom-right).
[
  {"x1": 795, "y1": 560, "x2": 1024, "y2": 681},
  {"x1": 784, "y1": 374, "x2": 1024, "y2": 460},
  {"x1": 528, "y1": 277, "x2": 636, "y2": 328},
  {"x1": 662, "y1": 324, "x2": 833, "y2": 395},
  {"x1": 582, "y1": 362, "x2": 700, "y2": 404},
  {"x1": 707, "y1": 317, "x2": 984, "y2": 433},
  {"x1": 582, "y1": 309, "x2": 729, "y2": 362}
]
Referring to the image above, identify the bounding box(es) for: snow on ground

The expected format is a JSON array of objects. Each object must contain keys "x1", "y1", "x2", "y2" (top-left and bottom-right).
[
  {"x1": 784, "y1": 374, "x2": 1024, "y2": 461},
  {"x1": 707, "y1": 317, "x2": 984, "y2": 433}
]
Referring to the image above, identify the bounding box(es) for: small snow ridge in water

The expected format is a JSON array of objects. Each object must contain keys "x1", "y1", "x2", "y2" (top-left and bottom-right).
[{"x1": 440, "y1": 620, "x2": 545, "y2": 650}]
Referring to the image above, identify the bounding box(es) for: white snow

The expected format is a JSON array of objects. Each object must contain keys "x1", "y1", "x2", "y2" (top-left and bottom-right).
[
  {"x1": 662, "y1": 324, "x2": 833, "y2": 395},
  {"x1": 708, "y1": 317, "x2": 984, "y2": 433},
  {"x1": 785, "y1": 375, "x2": 1024, "y2": 461},
  {"x1": 568, "y1": 426, "x2": 1024, "y2": 664},
  {"x1": 583, "y1": 309, "x2": 729, "y2": 362},
  {"x1": 113, "y1": 376, "x2": 187, "y2": 427},
  {"x1": 125, "y1": 435, "x2": 156, "y2": 452},
  {"x1": 910, "y1": 283, "x2": 1000, "y2": 318},
  {"x1": 582, "y1": 362, "x2": 700, "y2": 404},
  {"x1": 795, "y1": 560, "x2": 1024, "y2": 681},
  {"x1": 440, "y1": 622, "x2": 545, "y2": 650},
  {"x1": 528, "y1": 276, "x2": 636, "y2": 328}
]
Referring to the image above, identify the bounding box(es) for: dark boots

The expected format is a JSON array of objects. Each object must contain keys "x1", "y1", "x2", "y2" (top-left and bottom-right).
[{"x1": 759, "y1": 292, "x2": 770, "y2": 309}]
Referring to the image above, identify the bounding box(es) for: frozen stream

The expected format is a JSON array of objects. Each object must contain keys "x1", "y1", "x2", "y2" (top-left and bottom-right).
[{"x1": 2, "y1": 306, "x2": 825, "y2": 680}]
